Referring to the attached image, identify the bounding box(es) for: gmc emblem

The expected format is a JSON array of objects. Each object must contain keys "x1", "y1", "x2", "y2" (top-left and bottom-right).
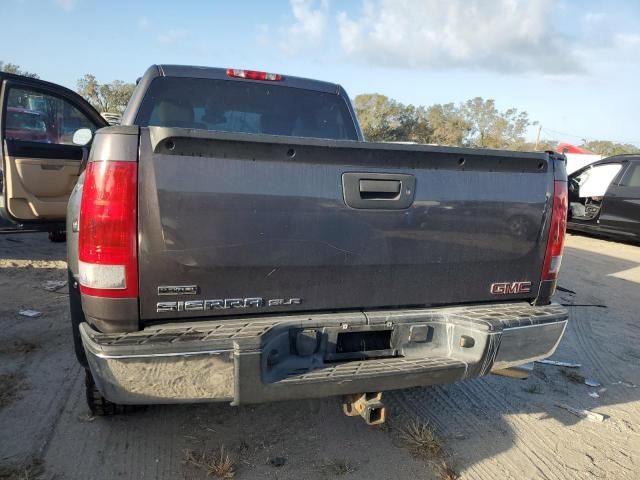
[{"x1": 490, "y1": 281, "x2": 532, "y2": 295}]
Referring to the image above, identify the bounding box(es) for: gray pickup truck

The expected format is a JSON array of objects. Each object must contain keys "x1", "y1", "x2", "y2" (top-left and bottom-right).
[{"x1": 0, "y1": 66, "x2": 569, "y2": 424}]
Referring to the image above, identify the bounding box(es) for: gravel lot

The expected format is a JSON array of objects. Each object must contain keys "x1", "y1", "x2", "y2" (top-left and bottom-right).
[{"x1": 1, "y1": 232, "x2": 638, "y2": 479}]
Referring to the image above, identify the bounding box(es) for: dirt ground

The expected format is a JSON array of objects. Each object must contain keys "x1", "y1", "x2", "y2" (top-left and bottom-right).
[{"x1": 0, "y1": 232, "x2": 639, "y2": 479}]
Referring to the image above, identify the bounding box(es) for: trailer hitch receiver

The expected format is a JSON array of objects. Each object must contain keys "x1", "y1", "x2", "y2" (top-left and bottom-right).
[{"x1": 342, "y1": 392, "x2": 386, "y2": 425}]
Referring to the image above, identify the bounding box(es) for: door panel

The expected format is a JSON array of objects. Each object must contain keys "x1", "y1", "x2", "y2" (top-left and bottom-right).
[
  {"x1": 599, "y1": 163, "x2": 640, "y2": 237},
  {"x1": 3, "y1": 154, "x2": 80, "y2": 220},
  {"x1": 1, "y1": 76, "x2": 106, "y2": 225}
]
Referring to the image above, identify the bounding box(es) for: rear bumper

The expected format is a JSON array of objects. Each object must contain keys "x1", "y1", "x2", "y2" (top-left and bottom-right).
[{"x1": 80, "y1": 302, "x2": 568, "y2": 405}]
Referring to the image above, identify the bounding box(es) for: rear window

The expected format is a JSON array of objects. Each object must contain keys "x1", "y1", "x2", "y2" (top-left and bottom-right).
[{"x1": 135, "y1": 77, "x2": 358, "y2": 141}]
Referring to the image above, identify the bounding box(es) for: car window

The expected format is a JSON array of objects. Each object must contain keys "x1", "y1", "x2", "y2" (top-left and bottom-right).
[
  {"x1": 137, "y1": 77, "x2": 358, "y2": 141},
  {"x1": 4, "y1": 87, "x2": 97, "y2": 145},
  {"x1": 621, "y1": 164, "x2": 640, "y2": 188},
  {"x1": 574, "y1": 163, "x2": 622, "y2": 198}
]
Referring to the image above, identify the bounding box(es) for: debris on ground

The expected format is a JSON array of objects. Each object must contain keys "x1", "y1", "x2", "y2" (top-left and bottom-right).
[
  {"x1": 0, "y1": 373, "x2": 24, "y2": 409},
  {"x1": 399, "y1": 420, "x2": 459, "y2": 480},
  {"x1": 588, "y1": 392, "x2": 600, "y2": 399},
  {"x1": 434, "y1": 460, "x2": 460, "y2": 480},
  {"x1": 556, "y1": 286, "x2": 576, "y2": 294},
  {"x1": 560, "y1": 303, "x2": 608, "y2": 308},
  {"x1": 2, "y1": 339, "x2": 39, "y2": 354},
  {"x1": 319, "y1": 459, "x2": 357, "y2": 476},
  {"x1": 269, "y1": 457, "x2": 286, "y2": 467},
  {"x1": 184, "y1": 447, "x2": 235, "y2": 479},
  {"x1": 0, "y1": 457, "x2": 43, "y2": 480},
  {"x1": 613, "y1": 380, "x2": 638, "y2": 388},
  {"x1": 523, "y1": 383, "x2": 543, "y2": 394},
  {"x1": 561, "y1": 370, "x2": 586, "y2": 384},
  {"x1": 556, "y1": 403, "x2": 605, "y2": 423},
  {"x1": 41, "y1": 280, "x2": 67, "y2": 292},
  {"x1": 536, "y1": 359, "x2": 581, "y2": 368},
  {"x1": 18, "y1": 309, "x2": 42, "y2": 318},
  {"x1": 399, "y1": 420, "x2": 444, "y2": 459},
  {"x1": 560, "y1": 370, "x2": 602, "y2": 387}
]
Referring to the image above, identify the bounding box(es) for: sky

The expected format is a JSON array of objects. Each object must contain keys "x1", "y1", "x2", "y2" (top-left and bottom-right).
[{"x1": 2, "y1": 0, "x2": 640, "y2": 144}]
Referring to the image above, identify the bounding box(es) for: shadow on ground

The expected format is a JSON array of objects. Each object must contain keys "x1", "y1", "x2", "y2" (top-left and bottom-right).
[{"x1": 1, "y1": 234, "x2": 639, "y2": 479}]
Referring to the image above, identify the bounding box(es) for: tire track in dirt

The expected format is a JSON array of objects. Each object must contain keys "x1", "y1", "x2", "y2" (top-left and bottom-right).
[
  {"x1": 389, "y1": 236, "x2": 640, "y2": 479},
  {"x1": 392, "y1": 378, "x2": 583, "y2": 480},
  {"x1": 565, "y1": 295, "x2": 640, "y2": 410},
  {"x1": 388, "y1": 387, "x2": 499, "y2": 480},
  {"x1": 457, "y1": 381, "x2": 573, "y2": 480},
  {"x1": 465, "y1": 379, "x2": 582, "y2": 480}
]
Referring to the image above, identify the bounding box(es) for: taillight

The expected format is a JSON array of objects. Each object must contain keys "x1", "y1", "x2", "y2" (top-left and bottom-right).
[
  {"x1": 226, "y1": 68, "x2": 283, "y2": 81},
  {"x1": 541, "y1": 180, "x2": 568, "y2": 281},
  {"x1": 78, "y1": 161, "x2": 138, "y2": 298}
]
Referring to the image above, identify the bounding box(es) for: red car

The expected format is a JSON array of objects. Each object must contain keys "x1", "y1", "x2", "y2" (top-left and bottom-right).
[{"x1": 5, "y1": 106, "x2": 50, "y2": 142}]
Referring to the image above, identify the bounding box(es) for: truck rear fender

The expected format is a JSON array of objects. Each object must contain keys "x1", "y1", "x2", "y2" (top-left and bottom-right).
[
  {"x1": 79, "y1": 126, "x2": 141, "y2": 333},
  {"x1": 535, "y1": 152, "x2": 569, "y2": 305}
]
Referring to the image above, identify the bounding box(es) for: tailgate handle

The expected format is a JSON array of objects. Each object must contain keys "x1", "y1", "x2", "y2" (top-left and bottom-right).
[
  {"x1": 359, "y1": 179, "x2": 401, "y2": 199},
  {"x1": 343, "y1": 173, "x2": 416, "y2": 209}
]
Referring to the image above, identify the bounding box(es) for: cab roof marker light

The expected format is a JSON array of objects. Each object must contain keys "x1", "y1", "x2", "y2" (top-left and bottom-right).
[{"x1": 226, "y1": 68, "x2": 283, "y2": 81}]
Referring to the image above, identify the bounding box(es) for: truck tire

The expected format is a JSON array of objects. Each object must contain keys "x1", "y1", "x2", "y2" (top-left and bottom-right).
[
  {"x1": 85, "y1": 370, "x2": 132, "y2": 416},
  {"x1": 48, "y1": 229, "x2": 66, "y2": 243}
]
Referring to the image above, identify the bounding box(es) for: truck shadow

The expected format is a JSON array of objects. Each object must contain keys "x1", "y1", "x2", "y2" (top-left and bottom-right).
[
  {"x1": 75, "y1": 241, "x2": 636, "y2": 479},
  {"x1": 2, "y1": 234, "x2": 639, "y2": 479},
  {"x1": 567, "y1": 229, "x2": 640, "y2": 248},
  {"x1": 384, "y1": 241, "x2": 640, "y2": 477},
  {"x1": 0, "y1": 231, "x2": 65, "y2": 263}
]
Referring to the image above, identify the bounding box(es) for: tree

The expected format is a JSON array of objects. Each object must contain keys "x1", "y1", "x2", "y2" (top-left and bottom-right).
[
  {"x1": 354, "y1": 94, "x2": 408, "y2": 141},
  {"x1": 461, "y1": 97, "x2": 532, "y2": 149},
  {"x1": 579, "y1": 140, "x2": 640, "y2": 157},
  {"x1": 403, "y1": 104, "x2": 433, "y2": 144},
  {"x1": 77, "y1": 74, "x2": 135, "y2": 114},
  {"x1": 425, "y1": 103, "x2": 470, "y2": 146},
  {"x1": 354, "y1": 94, "x2": 534, "y2": 149},
  {"x1": 0, "y1": 61, "x2": 39, "y2": 78},
  {"x1": 512, "y1": 140, "x2": 557, "y2": 152},
  {"x1": 354, "y1": 94, "x2": 433, "y2": 143}
]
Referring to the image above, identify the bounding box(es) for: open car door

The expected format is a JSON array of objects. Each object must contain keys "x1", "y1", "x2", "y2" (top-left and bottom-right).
[
  {"x1": 568, "y1": 161, "x2": 624, "y2": 224},
  {"x1": 0, "y1": 73, "x2": 107, "y2": 231}
]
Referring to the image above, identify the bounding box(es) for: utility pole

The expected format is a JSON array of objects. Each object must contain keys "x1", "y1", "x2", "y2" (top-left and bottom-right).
[{"x1": 535, "y1": 124, "x2": 542, "y2": 150}]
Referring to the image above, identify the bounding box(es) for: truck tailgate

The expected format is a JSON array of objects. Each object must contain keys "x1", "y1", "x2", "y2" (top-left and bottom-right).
[{"x1": 137, "y1": 127, "x2": 552, "y2": 320}]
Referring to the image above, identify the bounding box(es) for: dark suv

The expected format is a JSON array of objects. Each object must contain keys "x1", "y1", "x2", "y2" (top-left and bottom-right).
[{"x1": 568, "y1": 155, "x2": 640, "y2": 241}]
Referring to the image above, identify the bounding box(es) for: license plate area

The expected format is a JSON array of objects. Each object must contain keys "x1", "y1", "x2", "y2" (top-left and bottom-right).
[{"x1": 325, "y1": 326, "x2": 397, "y2": 362}]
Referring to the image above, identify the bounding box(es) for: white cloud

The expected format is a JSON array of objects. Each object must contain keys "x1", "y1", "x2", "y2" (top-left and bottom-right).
[
  {"x1": 336, "y1": 0, "x2": 582, "y2": 73},
  {"x1": 583, "y1": 12, "x2": 606, "y2": 24},
  {"x1": 282, "y1": 0, "x2": 329, "y2": 53},
  {"x1": 272, "y1": 0, "x2": 638, "y2": 75},
  {"x1": 157, "y1": 29, "x2": 188, "y2": 45},
  {"x1": 614, "y1": 33, "x2": 640, "y2": 49}
]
